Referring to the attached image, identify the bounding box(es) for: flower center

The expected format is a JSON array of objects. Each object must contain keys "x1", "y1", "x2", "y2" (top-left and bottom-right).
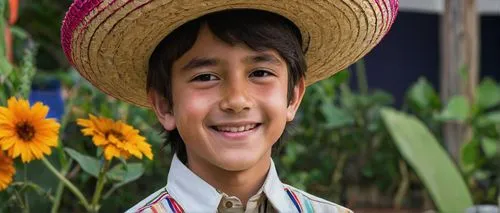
[
  {"x1": 106, "y1": 130, "x2": 125, "y2": 142},
  {"x1": 16, "y1": 122, "x2": 35, "y2": 141}
]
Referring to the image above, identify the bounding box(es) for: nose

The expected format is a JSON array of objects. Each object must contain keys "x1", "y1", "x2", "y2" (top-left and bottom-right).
[{"x1": 219, "y1": 78, "x2": 253, "y2": 113}]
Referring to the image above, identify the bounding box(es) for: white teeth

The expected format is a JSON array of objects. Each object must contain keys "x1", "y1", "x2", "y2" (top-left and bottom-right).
[
  {"x1": 245, "y1": 124, "x2": 253, "y2": 130},
  {"x1": 215, "y1": 124, "x2": 257, "y2": 132}
]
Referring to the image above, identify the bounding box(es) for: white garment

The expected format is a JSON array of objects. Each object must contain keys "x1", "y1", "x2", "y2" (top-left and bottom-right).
[{"x1": 126, "y1": 155, "x2": 352, "y2": 213}]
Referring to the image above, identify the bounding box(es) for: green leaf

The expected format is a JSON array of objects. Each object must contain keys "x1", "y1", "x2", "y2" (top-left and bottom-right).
[
  {"x1": 461, "y1": 140, "x2": 480, "y2": 173},
  {"x1": 0, "y1": 1, "x2": 5, "y2": 61},
  {"x1": 437, "y1": 96, "x2": 469, "y2": 122},
  {"x1": 481, "y1": 137, "x2": 497, "y2": 159},
  {"x1": 106, "y1": 163, "x2": 144, "y2": 183},
  {"x1": 476, "y1": 78, "x2": 500, "y2": 110},
  {"x1": 320, "y1": 102, "x2": 354, "y2": 128},
  {"x1": 102, "y1": 163, "x2": 146, "y2": 199},
  {"x1": 408, "y1": 77, "x2": 438, "y2": 109},
  {"x1": 332, "y1": 69, "x2": 350, "y2": 86},
  {"x1": 18, "y1": 46, "x2": 37, "y2": 99},
  {"x1": 370, "y1": 90, "x2": 394, "y2": 105},
  {"x1": 10, "y1": 26, "x2": 29, "y2": 40},
  {"x1": 0, "y1": 58, "x2": 12, "y2": 75},
  {"x1": 381, "y1": 108, "x2": 473, "y2": 213},
  {"x1": 476, "y1": 111, "x2": 500, "y2": 127},
  {"x1": 64, "y1": 148, "x2": 100, "y2": 178}
]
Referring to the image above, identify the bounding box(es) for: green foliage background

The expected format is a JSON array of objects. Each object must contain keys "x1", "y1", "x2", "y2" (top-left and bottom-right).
[{"x1": 1, "y1": 1, "x2": 498, "y2": 212}]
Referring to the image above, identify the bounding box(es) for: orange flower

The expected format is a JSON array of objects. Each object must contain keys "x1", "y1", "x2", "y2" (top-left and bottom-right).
[
  {"x1": 0, "y1": 97, "x2": 60, "y2": 163},
  {"x1": 0, "y1": 151, "x2": 16, "y2": 191},
  {"x1": 77, "y1": 115, "x2": 153, "y2": 161}
]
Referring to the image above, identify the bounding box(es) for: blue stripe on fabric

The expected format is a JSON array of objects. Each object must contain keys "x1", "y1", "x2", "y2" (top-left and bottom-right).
[
  {"x1": 285, "y1": 189, "x2": 302, "y2": 213},
  {"x1": 165, "y1": 197, "x2": 176, "y2": 213},
  {"x1": 161, "y1": 199, "x2": 173, "y2": 213}
]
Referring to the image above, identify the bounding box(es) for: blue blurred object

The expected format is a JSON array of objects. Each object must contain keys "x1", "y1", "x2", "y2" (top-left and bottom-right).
[{"x1": 29, "y1": 78, "x2": 64, "y2": 120}]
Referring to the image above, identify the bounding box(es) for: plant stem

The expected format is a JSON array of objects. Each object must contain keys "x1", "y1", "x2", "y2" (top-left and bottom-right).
[
  {"x1": 10, "y1": 182, "x2": 55, "y2": 202},
  {"x1": 41, "y1": 157, "x2": 91, "y2": 210},
  {"x1": 394, "y1": 160, "x2": 409, "y2": 209},
  {"x1": 90, "y1": 160, "x2": 111, "y2": 212},
  {"x1": 496, "y1": 125, "x2": 500, "y2": 210},
  {"x1": 331, "y1": 152, "x2": 348, "y2": 202},
  {"x1": 50, "y1": 160, "x2": 72, "y2": 213},
  {"x1": 355, "y1": 59, "x2": 368, "y2": 95},
  {"x1": 23, "y1": 164, "x2": 29, "y2": 213},
  {"x1": 14, "y1": 189, "x2": 26, "y2": 211}
]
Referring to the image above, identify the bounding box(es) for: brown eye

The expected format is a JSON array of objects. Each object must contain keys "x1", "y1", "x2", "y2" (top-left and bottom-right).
[
  {"x1": 250, "y1": 70, "x2": 272, "y2": 78},
  {"x1": 192, "y1": 74, "x2": 218, "y2": 82}
]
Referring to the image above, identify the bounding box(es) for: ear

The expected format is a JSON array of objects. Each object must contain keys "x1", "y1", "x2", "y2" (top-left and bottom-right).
[
  {"x1": 148, "y1": 90, "x2": 176, "y2": 131},
  {"x1": 286, "y1": 77, "x2": 306, "y2": 122}
]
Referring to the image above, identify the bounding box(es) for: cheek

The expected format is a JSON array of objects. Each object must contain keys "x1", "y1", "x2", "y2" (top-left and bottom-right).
[
  {"x1": 255, "y1": 82, "x2": 289, "y2": 124},
  {"x1": 258, "y1": 80, "x2": 288, "y2": 109},
  {"x1": 173, "y1": 88, "x2": 216, "y2": 123}
]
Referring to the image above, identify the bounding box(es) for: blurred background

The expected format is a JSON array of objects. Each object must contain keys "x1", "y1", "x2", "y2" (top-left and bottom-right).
[{"x1": 0, "y1": 0, "x2": 499, "y2": 212}]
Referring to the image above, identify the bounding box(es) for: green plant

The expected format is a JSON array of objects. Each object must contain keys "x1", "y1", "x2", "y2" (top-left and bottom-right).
[
  {"x1": 438, "y1": 78, "x2": 500, "y2": 204},
  {"x1": 0, "y1": 2, "x2": 160, "y2": 212},
  {"x1": 278, "y1": 62, "x2": 413, "y2": 208},
  {"x1": 381, "y1": 108, "x2": 473, "y2": 213},
  {"x1": 391, "y1": 76, "x2": 500, "y2": 207}
]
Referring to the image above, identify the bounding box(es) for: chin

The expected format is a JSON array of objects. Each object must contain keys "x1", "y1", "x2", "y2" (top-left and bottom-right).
[{"x1": 214, "y1": 151, "x2": 266, "y2": 171}]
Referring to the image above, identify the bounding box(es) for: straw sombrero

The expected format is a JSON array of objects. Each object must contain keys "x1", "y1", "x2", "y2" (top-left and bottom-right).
[{"x1": 61, "y1": 0, "x2": 399, "y2": 107}]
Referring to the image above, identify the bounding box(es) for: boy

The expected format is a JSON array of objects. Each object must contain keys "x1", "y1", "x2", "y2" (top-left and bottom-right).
[{"x1": 61, "y1": 1, "x2": 398, "y2": 212}]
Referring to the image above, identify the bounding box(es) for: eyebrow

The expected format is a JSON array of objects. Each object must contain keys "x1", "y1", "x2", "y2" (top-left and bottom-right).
[
  {"x1": 244, "y1": 53, "x2": 283, "y2": 66},
  {"x1": 181, "y1": 53, "x2": 283, "y2": 71},
  {"x1": 181, "y1": 57, "x2": 219, "y2": 71}
]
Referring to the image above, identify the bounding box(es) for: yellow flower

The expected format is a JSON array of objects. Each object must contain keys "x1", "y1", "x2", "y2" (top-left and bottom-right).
[
  {"x1": 77, "y1": 114, "x2": 153, "y2": 161},
  {"x1": 0, "y1": 151, "x2": 15, "y2": 191},
  {"x1": 0, "y1": 97, "x2": 60, "y2": 163}
]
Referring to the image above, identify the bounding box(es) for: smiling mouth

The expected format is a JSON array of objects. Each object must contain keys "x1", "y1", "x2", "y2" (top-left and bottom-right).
[{"x1": 211, "y1": 123, "x2": 261, "y2": 133}]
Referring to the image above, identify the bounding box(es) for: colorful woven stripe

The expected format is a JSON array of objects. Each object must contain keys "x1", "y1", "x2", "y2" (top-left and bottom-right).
[
  {"x1": 285, "y1": 188, "x2": 303, "y2": 213},
  {"x1": 303, "y1": 195, "x2": 314, "y2": 213},
  {"x1": 285, "y1": 188, "x2": 315, "y2": 213},
  {"x1": 136, "y1": 192, "x2": 184, "y2": 213}
]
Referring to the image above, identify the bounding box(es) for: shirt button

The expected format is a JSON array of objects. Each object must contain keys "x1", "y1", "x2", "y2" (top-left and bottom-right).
[{"x1": 225, "y1": 201, "x2": 233, "y2": 208}]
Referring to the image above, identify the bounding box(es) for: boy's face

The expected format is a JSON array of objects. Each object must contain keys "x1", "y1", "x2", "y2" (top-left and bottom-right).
[{"x1": 150, "y1": 25, "x2": 305, "y2": 172}]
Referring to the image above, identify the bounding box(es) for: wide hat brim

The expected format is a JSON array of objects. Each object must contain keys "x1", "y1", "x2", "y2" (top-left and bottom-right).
[{"x1": 62, "y1": 0, "x2": 399, "y2": 108}]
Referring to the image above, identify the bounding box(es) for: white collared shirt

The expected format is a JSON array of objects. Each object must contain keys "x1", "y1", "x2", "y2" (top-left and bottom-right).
[{"x1": 126, "y1": 155, "x2": 352, "y2": 213}]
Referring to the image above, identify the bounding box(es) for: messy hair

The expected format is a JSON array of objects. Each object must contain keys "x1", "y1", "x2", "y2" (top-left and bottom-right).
[{"x1": 147, "y1": 9, "x2": 307, "y2": 163}]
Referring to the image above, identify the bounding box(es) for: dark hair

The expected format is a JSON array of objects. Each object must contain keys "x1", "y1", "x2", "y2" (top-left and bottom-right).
[{"x1": 147, "y1": 9, "x2": 306, "y2": 163}]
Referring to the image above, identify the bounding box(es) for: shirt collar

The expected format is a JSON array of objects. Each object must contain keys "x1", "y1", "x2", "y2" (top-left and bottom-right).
[
  {"x1": 166, "y1": 154, "x2": 222, "y2": 212},
  {"x1": 166, "y1": 154, "x2": 296, "y2": 212},
  {"x1": 262, "y1": 159, "x2": 295, "y2": 212}
]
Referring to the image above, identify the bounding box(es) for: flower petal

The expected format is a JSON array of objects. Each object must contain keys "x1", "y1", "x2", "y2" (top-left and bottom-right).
[
  {"x1": 30, "y1": 102, "x2": 49, "y2": 122},
  {"x1": 0, "y1": 136, "x2": 17, "y2": 150},
  {"x1": 104, "y1": 145, "x2": 120, "y2": 160}
]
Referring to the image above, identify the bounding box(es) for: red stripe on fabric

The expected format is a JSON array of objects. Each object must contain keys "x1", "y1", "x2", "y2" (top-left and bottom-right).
[
  {"x1": 151, "y1": 193, "x2": 170, "y2": 206},
  {"x1": 150, "y1": 204, "x2": 159, "y2": 213},
  {"x1": 285, "y1": 188, "x2": 303, "y2": 212},
  {"x1": 136, "y1": 192, "x2": 170, "y2": 212},
  {"x1": 169, "y1": 197, "x2": 184, "y2": 213},
  {"x1": 137, "y1": 205, "x2": 149, "y2": 212},
  {"x1": 289, "y1": 189, "x2": 303, "y2": 212}
]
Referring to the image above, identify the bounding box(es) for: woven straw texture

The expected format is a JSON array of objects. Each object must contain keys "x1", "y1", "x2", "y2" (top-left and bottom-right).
[{"x1": 62, "y1": 0, "x2": 399, "y2": 107}]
